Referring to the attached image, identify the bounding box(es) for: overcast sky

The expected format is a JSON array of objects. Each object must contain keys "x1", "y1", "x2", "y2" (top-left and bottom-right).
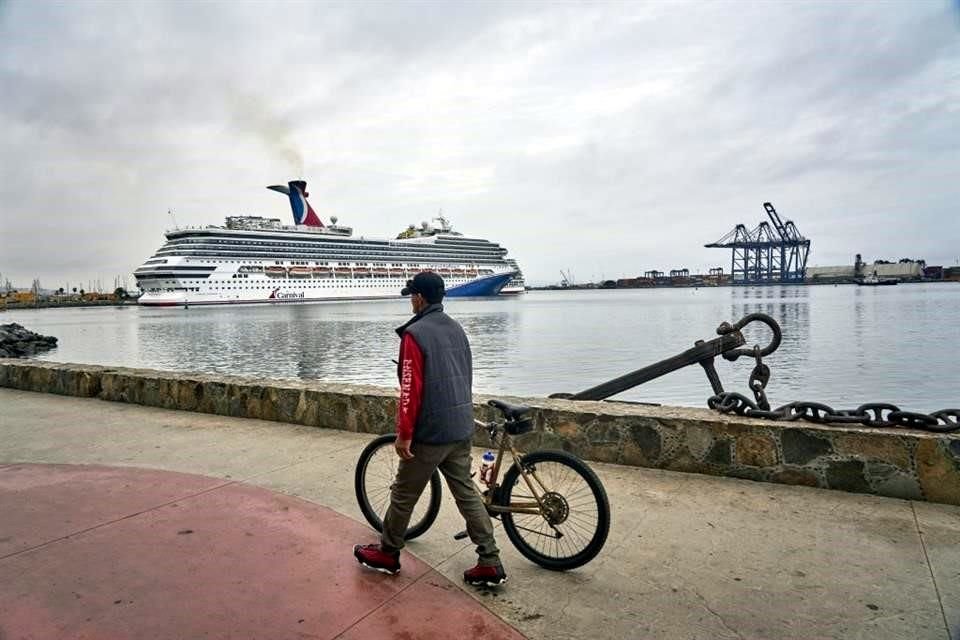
[{"x1": 1, "y1": 0, "x2": 958, "y2": 289}]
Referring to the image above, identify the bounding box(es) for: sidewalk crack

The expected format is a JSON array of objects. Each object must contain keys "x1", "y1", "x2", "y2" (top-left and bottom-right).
[
  {"x1": 329, "y1": 568, "x2": 435, "y2": 640},
  {"x1": 690, "y1": 588, "x2": 744, "y2": 640},
  {"x1": 233, "y1": 439, "x2": 373, "y2": 485},
  {"x1": 911, "y1": 501, "x2": 952, "y2": 640}
]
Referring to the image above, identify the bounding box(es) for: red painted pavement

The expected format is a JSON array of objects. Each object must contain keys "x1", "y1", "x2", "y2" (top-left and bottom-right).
[{"x1": 0, "y1": 464, "x2": 526, "y2": 640}]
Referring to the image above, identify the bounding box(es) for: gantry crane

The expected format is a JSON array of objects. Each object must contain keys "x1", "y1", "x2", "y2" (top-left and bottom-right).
[{"x1": 705, "y1": 202, "x2": 811, "y2": 284}]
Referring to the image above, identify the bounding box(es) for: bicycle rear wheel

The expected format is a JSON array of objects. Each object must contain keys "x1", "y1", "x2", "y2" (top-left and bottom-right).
[
  {"x1": 500, "y1": 449, "x2": 610, "y2": 570},
  {"x1": 354, "y1": 433, "x2": 442, "y2": 540}
]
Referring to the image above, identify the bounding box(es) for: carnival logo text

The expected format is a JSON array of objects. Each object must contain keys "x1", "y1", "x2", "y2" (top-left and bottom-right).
[{"x1": 269, "y1": 288, "x2": 304, "y2": 300}]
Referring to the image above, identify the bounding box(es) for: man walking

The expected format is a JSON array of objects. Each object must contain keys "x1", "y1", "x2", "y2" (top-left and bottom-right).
[{"x1": 353, "y1": 272, "x2": 507, "y2": 587}]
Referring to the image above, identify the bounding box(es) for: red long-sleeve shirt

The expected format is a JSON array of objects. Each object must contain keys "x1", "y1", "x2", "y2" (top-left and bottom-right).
[{"x1": 396, "y1": 332, "x2": 424, "y2": 441}]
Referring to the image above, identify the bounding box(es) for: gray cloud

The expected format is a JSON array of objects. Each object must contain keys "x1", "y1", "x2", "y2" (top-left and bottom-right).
[{"x1": 1, "y1": 0, "x2": 958, "y2": 290}]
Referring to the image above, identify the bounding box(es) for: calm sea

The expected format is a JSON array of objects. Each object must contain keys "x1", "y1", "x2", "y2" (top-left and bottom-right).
[{"x1": 4, "y1": 284, "x2": 958, "y2": 412}]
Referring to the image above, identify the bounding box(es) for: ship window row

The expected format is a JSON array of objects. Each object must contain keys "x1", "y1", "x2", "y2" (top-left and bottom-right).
[
  {"x1": 166, "y1": 235, "x2": 503, "y2": 253},
  {"x1": 164, "y1": 255, "x2": 506, "y2": 266},
  {"x1": 141, "y1": 259, "x2": 507, "y2": 272},
  {"x1": 189, "y1": 260, "x2": 458, "y2": 267},
  {"x1": 154, "y1": 247, "x2": 507, "y2": 261},
  {"x1": 161, "y1": 236, "x2": 504, "y2": 254},
  {"x1": 162, "y1": 235, "x2": 503, "y2": 248},
  {"x1": 159, "y1": 241, "x2": 505, "y2": 258},
  {"x1": 157, "y1": 245, "x2": 506, "y2": 260},
  {"x1": 154, "y1": 255, "x2": 508, "y2": 269},
  {"x1": 134, "y1": 272, "x2": 213, "y2": 280},
  {"x1": 135, "y1": 265, "x2": 216, "y2": 272},
  {"x1": 436, "y1": 239, "x2": 499, "y2": 249},
  {"x1": 154, "y1": 283, "x2": 435, "y2": 291},
  {"x1": 167, "y1": 231, "x2": 501, "y2": 250},
  {"x1": 153, "y1": 254, "x2": 508, "y2": 266}
]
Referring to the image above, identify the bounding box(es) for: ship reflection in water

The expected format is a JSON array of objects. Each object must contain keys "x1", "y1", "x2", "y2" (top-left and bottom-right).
[{"x1": 7, "y1": 283, "x2": 959, "y2": 411}]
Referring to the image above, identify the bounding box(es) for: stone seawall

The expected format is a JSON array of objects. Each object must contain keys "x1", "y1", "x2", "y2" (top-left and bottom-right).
[{"x1": 2, "y1": 359, "x2": 958, "y2": 506}]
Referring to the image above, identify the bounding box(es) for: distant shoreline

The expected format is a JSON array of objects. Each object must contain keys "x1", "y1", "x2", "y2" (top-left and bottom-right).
[
  {"x1": 1, "y1": 300, "x2": 140, "y2": 311},
  {"x1": 526, "y1": 279, "x2": 955, "y2": 291}
]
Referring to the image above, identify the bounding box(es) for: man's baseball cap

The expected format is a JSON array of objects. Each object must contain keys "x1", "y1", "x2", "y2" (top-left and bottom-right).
[{"x1": 401, "y1": 271, "x2": 445, "y2": 302}]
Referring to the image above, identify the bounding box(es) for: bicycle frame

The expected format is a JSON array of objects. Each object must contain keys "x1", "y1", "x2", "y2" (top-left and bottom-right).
[{"x1": 473, "y1": 418, "x2": 549, "y2": 517}]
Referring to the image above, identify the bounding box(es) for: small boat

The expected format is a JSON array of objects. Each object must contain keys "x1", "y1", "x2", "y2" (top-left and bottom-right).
[
  {"x1": 389, "y1": 267, "x2": 406, "y2": 277},
  {"x1": 289, "y1": 267, "x2": 313, "y2": 278},
  {"x1": 856, "y1": 272, "x2": 899, "y2": 286},
  {"x1": 265, "y1": 266, "x2": 287, "y2": 277},
  {"x1": 333, "y1": 267, "x2": 352, "y2": 275},
  {"x1": 438, "y1": 267, "x2": 453, "y2": 275}
]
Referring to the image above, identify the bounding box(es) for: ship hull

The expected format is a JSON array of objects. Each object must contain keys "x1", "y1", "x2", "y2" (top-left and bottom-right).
[{"x1": 138, "y1": 272, "x2": 515, "y2": 307}]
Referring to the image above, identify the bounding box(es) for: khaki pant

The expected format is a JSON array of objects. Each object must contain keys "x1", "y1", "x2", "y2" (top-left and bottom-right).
[{"x1": 381, "y1": 438, "x2": 501, "y2": 567}]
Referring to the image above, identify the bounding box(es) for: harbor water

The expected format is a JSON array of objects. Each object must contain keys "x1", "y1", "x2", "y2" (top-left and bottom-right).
[{"x1": 3, "y1": 284, "x2": 958, "y2": 412}]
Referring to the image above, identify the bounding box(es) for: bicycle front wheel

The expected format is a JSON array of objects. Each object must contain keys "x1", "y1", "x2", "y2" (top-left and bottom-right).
[
  {"x1": 500, "y1": 449, "x2": 610, "y2": 570},
  {"x1": 354, "y1": 433, "x2": 442, "y2": 541}
]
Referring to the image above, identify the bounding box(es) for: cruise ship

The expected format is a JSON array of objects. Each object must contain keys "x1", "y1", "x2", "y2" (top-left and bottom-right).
[{"x1": 135, "y1": 181, "x2": 523, "y2": 306}]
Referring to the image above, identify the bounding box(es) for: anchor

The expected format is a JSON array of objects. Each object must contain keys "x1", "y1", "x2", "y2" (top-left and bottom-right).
[{"x1": 549, "y1": 313, "x2": 782, "y2": 402}]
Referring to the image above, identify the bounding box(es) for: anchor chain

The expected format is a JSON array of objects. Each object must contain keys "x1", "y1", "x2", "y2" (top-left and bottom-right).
[
  {"x1": 547, "y1": 308, "x2": 957, "y2": 434},
  {"x1": 708, "y1": 342, "x2": 960, "y2": 433},
  {"x1": 747, "y1": 346, "x2": 771, "y2": 411}
]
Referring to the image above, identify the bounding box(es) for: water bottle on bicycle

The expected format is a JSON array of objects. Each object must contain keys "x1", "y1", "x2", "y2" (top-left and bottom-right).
[{"x1": 479, "y1": 450, "x2": 496, "y2": 486}]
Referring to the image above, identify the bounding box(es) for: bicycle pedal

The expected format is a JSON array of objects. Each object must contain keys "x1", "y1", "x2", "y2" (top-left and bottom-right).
[{"x1": 453, "y1": 530, "x2": 469, "y2": 541}]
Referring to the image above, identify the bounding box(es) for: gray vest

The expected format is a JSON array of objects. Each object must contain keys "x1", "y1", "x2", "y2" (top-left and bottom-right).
[{"x1": 397, "y1": 304, "x2": 475, "y2": 444}]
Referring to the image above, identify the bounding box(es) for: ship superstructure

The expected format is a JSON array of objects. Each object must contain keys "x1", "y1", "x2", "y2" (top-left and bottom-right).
[
  {"x1": 500, "y1": 258, "x2": 526, "y2": 294},
  {"x1": 135, "y1": 181, "x2": 521, "y2": 306}
]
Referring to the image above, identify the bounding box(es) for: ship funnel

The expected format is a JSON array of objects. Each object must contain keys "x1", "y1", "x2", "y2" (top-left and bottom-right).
[{"x1": 267, "y1": 180, "x2": 324, "y2": 227}]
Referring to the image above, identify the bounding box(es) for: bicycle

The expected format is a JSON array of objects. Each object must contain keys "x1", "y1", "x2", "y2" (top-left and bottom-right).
[{"x1": 354, "y1": 399, "x2": 611, "y2": 571}]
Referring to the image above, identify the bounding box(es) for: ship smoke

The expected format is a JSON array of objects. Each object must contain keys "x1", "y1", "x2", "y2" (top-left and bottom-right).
[{"x1": 232, "y1": 94, "x2": 305, "y2": 176}]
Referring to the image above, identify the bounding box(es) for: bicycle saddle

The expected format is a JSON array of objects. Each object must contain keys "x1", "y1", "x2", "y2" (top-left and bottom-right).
[{"x1": 488, "y1": 399, "x2": 532, "y2": 421}]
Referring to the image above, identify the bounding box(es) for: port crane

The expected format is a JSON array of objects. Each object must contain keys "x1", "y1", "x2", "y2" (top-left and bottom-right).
[{"x1": 705, "y1": 202, "x2": 811, "y2": 284}]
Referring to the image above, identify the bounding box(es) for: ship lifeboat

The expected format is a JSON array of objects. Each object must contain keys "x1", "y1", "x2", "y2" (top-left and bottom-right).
[
  {"x1": 389, "y1": 267, "x2": 406, "y2": 277},
  {"x1": 465, "y1": 267, "x2": 478, "y2": 276},
  {"x1": 452, "y1": 267, "x2": 466, "y2": 276},
  {"x1": 333, "y1": 267, "x2": 352, "y2": 276},
  {"x1": 313, "y1": 266, "x2": 332, "y2": 273},
  {"x1": 265, "y1": 266, "x2": 287, "y2": 277},
  {"x1": 438, "y1": 267, "x2": 453, "y2": 275},
  {"x1": 372, "y1": 267, "x2": 389, "y2": 275},
  {"x1": 289, "y1": 267, "x2": 313, "y2": 278}
]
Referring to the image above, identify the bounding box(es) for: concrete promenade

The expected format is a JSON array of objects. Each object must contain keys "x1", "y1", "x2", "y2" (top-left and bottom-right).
[{"x1": 1, "y1": 388, "x2": 957, "y2": 640}]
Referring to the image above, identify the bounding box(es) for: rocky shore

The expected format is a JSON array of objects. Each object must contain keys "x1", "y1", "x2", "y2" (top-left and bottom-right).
[{"x1": 0, "y1": 323, "x2": 58, "y2": 358}]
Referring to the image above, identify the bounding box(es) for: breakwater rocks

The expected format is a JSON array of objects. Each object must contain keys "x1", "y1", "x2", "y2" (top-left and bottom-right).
[
  {"x1": 0, "y1": 324, "x2": 57, "y2": 358},
  {"x1": 1, "y1": 359, "x2": 958, "y2": 505}
]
